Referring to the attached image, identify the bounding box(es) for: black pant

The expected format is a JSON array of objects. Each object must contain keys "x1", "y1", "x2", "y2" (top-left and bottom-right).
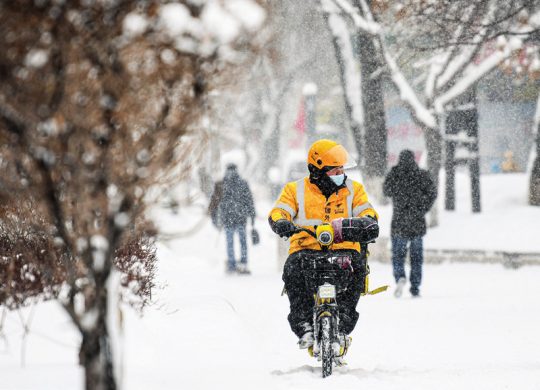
[{"x1": 282, "y1": 249, "x2": 368, "y2": 338}]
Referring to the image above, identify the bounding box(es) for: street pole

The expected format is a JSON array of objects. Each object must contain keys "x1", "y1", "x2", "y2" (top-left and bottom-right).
[{"x1": 303, "y1": 83, "x2": 317, "y2": 147}]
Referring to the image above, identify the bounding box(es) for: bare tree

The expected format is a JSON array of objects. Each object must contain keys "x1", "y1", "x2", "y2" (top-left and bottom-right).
[
  {"x1": 354, "y1": 0, "x2": 387, "y2": 183},
  {"x1": 0, "y1": 1, "x2": 264, "y2": 389},
  {"x1": 323, "y1": 0, "x2": 540, "y2": 222},
  {"x1": 529, "y1": 81, "x2": 540, "y2": 205},
  {"x1": 319, "y1": 0, "x2": 388, "y2": 200},
  {"x1": 210, "y1": 0, "x2": 342, "y2": 189},
  {"x1": 319, "y1": 0, "x2": 364, "y2": 174}
]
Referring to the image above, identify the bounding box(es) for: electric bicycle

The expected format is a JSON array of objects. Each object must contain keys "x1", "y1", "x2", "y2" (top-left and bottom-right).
[{"x1": 283, "y1": 220, "x2": 388, "y2": 378}]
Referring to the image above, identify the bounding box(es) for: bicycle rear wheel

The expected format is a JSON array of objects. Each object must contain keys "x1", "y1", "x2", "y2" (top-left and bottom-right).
[{"x1": 320, "y1": 316, "x2": 333, "y2": 378}]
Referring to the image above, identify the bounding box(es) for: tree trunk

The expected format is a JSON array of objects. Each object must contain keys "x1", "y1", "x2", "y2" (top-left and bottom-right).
[
  {"x1": 81, "y1": 332, "x2": 116, "y2": 390},
  {"x1": 79, "y1": 270, "x2": 117, "y2": 390},
  {"x1": 530, "y1": 93, "x2": 540, "y2": 206},
  {"x1": 355, "y1": 29, "x2": 387, "y2": 201},
  {"x1": 425, "y1": 123, "x2": 443, "y2": 227},
  {"x1": 320, "y1": 3, "x2": 364, "y2": 168},
  {"x1": 530, "y1": 153, "x2": 540, "y2": 206},
  {"x1": 356, "y1": 0, "x2": 387, "y2": 181}
]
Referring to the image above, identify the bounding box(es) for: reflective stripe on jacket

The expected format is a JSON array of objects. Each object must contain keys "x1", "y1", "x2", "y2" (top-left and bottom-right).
[{"x1": 269, "y1": 177, "x2": 378, "y2": 254}]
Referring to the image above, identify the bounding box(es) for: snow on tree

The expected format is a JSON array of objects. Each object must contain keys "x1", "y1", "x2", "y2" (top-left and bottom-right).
[
  {"x1": 206, "y1": 1, "x2": 343, "y2": 186},
  {"x1": 0, "y1": 1, "x2": 264, "y2": 389},
  {"x1": 320, "y1": 0, "x2": 540, "y2": 222},
  {"x1": 320, "y1": 0, "x2": 364, "y2": 168}
]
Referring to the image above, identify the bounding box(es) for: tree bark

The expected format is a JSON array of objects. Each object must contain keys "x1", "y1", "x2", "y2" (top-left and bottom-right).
[
  {"x1": 355, "y1": 0, "x2": 387, "y2": 180},
  {"x1": 530, "y1": 94, "x2": 540, "y2": 206},
  {"x1": 320, "y1": 2, "x2": 364, "y2": 168},
  {"x1": 425, "y1": 123, "x2": 443, "y2": 226},
  {"x1": 79, "y1": 270, "x2": 117, "y2": 390},
  {"x1": 530, "y1": 152, "x2": 540, "y2": 206}
]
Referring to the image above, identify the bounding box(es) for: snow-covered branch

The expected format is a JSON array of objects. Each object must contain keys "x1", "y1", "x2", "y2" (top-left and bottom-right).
[
  {"x1": 383, "y1": 50, "x2": 438, "y2": 129},
  {"x1": 330, "y1": 0, "x2": 381, "y2": 35},
  {"x1": 435, "y1": 39, "x2": 518, "y2": 112},
  {"x1": 321, "y1": 0, "x2": 364, "y2": 128},
  {"x1": 333, "y1": 0, "x2": 436, "y2": 129},
  {"x1": 434, "y1": 45, "x2": 480, "y2": 95},
  {"x1": 425, "y1": 53, "x2": 448, "y2": 99},
  {"x1": 432, "y1": 2, "x2": 498, "y2": 97}
]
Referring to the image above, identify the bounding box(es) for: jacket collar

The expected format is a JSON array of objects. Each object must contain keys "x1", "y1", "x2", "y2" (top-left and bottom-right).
[{"x1": 304, "y1": 177, "x2": 351, "y2": 200}]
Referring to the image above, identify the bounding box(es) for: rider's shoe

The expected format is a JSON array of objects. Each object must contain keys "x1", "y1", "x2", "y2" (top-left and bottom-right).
[
  {"x1": 298, "y1": 331, "x2": 314, "y2": 349},
  {"x1": 298, "y1": 323, "x2": 314, "y2": 349},
  {"x1": 394, "y1": 277, "x2": 406, "y2": 298},
  {"x1": 331, "y1": 333, "x2": 351, "y2": 366}
]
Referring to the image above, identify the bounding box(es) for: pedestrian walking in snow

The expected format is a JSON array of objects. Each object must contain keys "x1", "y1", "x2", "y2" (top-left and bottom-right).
[
  {"x1": 383, "y1": 150, "x2": 437, "y2": 298},
  {"x1": 210, "y1": 164, "x2": 256, "y2": 274}
]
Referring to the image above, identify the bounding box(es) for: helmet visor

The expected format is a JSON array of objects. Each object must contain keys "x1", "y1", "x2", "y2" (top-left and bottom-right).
[{"x1": 319, "y1": 145, "x2": 357, "y2": 170}]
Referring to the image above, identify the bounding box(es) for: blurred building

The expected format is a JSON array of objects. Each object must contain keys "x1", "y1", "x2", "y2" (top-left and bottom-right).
[{"x1": 384, "y1": 71, "x2": 539, "y2": 173}]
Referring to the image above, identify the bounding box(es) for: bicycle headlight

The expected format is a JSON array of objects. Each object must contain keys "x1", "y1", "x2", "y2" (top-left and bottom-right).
[
  {"x1": 318, "y1": 284, "x2": 336, "y2": 299},
  {"x1": 318, "y1": 231, "x2": 333, "y2": 245},
  {"x1": 316, "y1": 224, "x2": 334, "y2": 247}
]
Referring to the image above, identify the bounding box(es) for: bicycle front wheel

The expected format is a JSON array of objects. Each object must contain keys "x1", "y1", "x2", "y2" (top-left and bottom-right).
[{"x1": 320, "y1": 316, "x2": 333, "y2": 378}]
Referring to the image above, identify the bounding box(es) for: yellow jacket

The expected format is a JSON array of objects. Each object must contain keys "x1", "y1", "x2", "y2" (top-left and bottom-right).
[{"x1": 269, "y1": 177, "x2": 378, "y2": 254}]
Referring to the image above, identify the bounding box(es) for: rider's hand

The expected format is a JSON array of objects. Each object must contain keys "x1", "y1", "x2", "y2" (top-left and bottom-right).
[
  {"x1": 357, "y1": 216, "x2": 379, "y2": 242},
  {"x1": 339, "y1": 216, "x2": 379, "y2": 243},
  {"x1": 274, "y1": 219, "x2": 296, "y2": 238}
]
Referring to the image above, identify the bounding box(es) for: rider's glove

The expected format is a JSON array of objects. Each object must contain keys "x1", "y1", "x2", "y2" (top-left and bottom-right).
[
  {"x1": 356, "y1": 216, "x2": 379, "y2": 243},
  {"x1": 359, "y1": 214, "x2": 379, "y2": 242},
  {"x1": 273, "y1": 219, "x2": 296, "y2": 238},
  {"x1": 333, "y1": 216, "x2": 379, "y2": 243}
]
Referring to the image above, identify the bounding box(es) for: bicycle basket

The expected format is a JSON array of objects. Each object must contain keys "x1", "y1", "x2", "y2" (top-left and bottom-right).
[{"x1": 302, "y1": 255, "x2": 351, "y2": 295}]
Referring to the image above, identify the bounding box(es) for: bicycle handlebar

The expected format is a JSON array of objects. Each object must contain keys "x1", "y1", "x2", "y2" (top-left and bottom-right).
[
  {"x1": 294, "y1": 226, "x2": 317, "y2": 239},
  {"x1": 293, "y1": 222, "x2": 376, "y2": 247}
]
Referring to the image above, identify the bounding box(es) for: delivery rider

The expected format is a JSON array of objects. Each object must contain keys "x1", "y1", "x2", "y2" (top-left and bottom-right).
[{"x1": 268, "y1": 139, "x2": 379, "y2": 356}]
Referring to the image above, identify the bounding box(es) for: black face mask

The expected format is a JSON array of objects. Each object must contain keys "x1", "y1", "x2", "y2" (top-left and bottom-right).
[{"x1": 308, "y1": 164, "x2": 347, "y2": 199}]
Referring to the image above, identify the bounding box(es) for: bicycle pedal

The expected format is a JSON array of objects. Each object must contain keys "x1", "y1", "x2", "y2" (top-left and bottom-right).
[{"x1": 334, "y1": 356, "x2": 347, "y2": 366}]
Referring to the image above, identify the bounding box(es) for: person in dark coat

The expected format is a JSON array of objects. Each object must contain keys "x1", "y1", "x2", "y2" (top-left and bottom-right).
[
  {"x1": 210, "y1": 164, "x2": 256, "y2": 274},
  {"x1": 383, "y1": 150, "x2": 437, "y2": 297}
]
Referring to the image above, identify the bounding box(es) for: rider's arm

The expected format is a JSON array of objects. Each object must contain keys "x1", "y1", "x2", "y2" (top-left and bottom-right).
[
  {"x1": 268, "y1": 181, "x2": 298, "y2": 232},
  {"x1": 351, "y1": 181, "x2": 379, "y2": 221}
]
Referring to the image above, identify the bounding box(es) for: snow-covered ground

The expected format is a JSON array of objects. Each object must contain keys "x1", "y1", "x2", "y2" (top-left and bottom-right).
[{"x1": 1, "y1": 171, "x2": 539, "y2": 389}]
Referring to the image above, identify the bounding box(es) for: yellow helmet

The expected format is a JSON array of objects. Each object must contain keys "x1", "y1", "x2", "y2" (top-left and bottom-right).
[{"x1": 307, "y1": 139, "x2": 357, "y2": 170}]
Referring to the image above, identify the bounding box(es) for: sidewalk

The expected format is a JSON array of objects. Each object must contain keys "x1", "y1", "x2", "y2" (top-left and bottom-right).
[
  {"x1": 368, "y1": 171, "x2": 540, "y2": 267},
  {"x1": 367, "y1": 237, "x2": 540, "y2": 268}
]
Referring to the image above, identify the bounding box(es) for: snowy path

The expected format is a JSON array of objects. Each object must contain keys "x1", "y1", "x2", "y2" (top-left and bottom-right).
[
  {"x1": 2, "y1": 187, "x2": 540, "y2": 389},
  {"x1": 120, "y1": 213, "x2": 540, "y2": 390}
]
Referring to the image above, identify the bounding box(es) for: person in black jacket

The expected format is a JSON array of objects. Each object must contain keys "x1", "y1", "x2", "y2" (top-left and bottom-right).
[
  {"x1": 210, "y1": 164, "x2": 256, "y2": 274},
  {"x1": 383, "y1": 150, "x2": 437, "y2": 298}
]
